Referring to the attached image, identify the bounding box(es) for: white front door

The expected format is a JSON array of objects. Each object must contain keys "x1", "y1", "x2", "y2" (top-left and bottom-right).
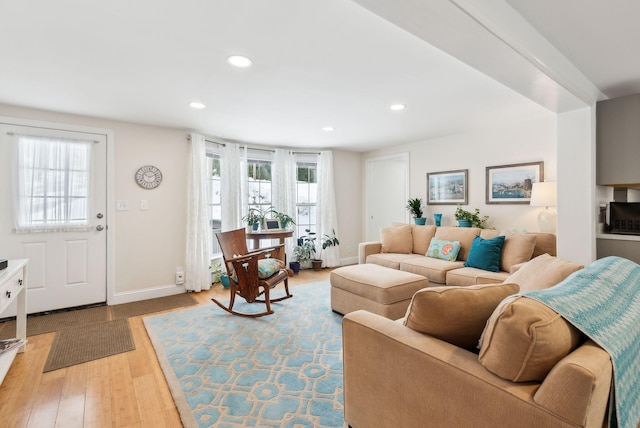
[{"x1": 0, "y1": 121, "x2": 107, "y2": 314}]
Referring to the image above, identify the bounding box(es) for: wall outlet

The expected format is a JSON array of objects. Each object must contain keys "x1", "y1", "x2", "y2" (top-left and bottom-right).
[{"x1": 176, "y1": 268, "x2": 184, "y2": 285}]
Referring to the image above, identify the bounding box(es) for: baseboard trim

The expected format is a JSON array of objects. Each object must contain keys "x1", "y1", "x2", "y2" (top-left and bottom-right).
[
  {"x1": 110, "y1": 284, "x2": 187, "y2": 305},
  {"x1": 340, "y1": 256, "x2": 358, "y2": 266}
]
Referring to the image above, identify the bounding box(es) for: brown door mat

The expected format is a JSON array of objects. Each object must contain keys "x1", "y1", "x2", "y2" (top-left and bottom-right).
[
  {"x1": 0, "y1": 306, "x2": 109, "y2": 339},
  {"x1": 43, "y1": 318, "x2": 135, "y2": 372},
  {"x1": 110, "y1": 293, "x2": 198, "y2": 319}
]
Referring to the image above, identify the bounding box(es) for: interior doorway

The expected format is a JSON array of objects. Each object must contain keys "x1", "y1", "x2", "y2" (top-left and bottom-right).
[{"x1": 365, "y1": 153, "x2": 409, "y2": 241}]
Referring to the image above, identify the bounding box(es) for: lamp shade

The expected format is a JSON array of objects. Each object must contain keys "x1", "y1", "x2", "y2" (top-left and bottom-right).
[{"x1": 530, "y1": 182, "x2": 557, "y2": 207}]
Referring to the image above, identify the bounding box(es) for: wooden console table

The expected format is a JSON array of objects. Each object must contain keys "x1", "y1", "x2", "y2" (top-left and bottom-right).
[{"x1": 0, "y1": 259, "x2": 28, "y2": 384}]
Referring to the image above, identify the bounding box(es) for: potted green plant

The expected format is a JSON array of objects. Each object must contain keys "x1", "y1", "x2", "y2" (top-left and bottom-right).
[
  {"x1": 406, "y1": 198, "x2": 426, "y2": 225},
  {"x1": 317, "y1": 229, "x2": 340, "y2": 270},
  {"x1": 242, "y1": 208, "x2": 264, "y2": 231},
  {"x1": 266, "y1": 207, "x2": 296, "y2": 230},
  {"x1": 454, "y1": 205, "x2": 489, "y2": 228},
  {"x1": 293, "y1": 229, "x2": 317, "y2": 270},
  {"x1": 210, "y1": 262, "x2": 224, "y2": 284}
]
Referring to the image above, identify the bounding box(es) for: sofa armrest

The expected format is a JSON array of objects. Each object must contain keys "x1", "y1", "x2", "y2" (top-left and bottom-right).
[
  {"x1": 358, "y1": 241, "x2": 382, "y2": 264},
  {"x1": 534, "y1": 341, "x2": 612, "y2": 427},
  {"x1": 342, "y1": 310, "x2": 601, "y2": 428}
]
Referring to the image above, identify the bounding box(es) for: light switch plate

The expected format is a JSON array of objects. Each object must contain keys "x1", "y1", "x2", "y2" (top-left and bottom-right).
[
  {"x1": 140, "y1": 200, "x2": 148, "y2": 210},
  {"x1": 116, "y1": 200, "x2": 129, "y2": 211}
]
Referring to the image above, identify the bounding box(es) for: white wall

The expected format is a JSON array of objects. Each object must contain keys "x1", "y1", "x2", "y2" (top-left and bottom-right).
[
  {"x1": 331, "y1": 150, "x2": 362, "y2": 265},
  {"x1": 0, "y1": 104, "x2": 365, "y2": 303},
  {"x1": 362, "y1": 115, "x2": 557, "y2": 234},
  {"x1": 557, "y1": 107, "x2": 596, "y2": 265},
  {"x1": 0, "y1": 103, "x2": 189, "y2": 302}
]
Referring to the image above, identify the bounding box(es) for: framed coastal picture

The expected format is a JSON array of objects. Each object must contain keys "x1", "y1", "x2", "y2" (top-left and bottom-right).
[
  {"x1": 485, "y1": 161, "x2": 544, "y2": 204},
  {"x1": 427, "y1": 169, "x2": 468, "y2": 205}
]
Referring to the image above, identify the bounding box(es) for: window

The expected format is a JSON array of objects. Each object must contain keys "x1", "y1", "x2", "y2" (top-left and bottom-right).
[
  {"x1": 295, "y1": 161, "x2": 317, "y2": 237},
  {"x1": 246, "y1": 157, "x2": 272, "y2": 213},
  {"x1": 207, "y1": 153, "x2": 222, "y2": 255},
  {"x1": 14, "y1": 135, "x2": 92, "y2": 232}
]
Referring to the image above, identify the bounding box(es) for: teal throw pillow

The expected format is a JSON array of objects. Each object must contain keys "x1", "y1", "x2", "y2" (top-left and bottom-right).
[
  {"x1": 464, "y1": 235, "x2": 506, "y2": 272},
  {"x1": 426, "y1": 238, "x2": 462, "y2": 262}
]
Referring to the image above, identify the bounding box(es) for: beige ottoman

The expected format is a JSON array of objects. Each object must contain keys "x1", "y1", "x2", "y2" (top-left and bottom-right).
[{"x1": 330, "y1": 264, "x2": 429, "y2": 320}]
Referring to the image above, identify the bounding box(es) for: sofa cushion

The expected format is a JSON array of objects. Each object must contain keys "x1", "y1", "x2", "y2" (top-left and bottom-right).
[
  {"x1": 380, "y1": 225, "x2": 412, "y2": 254},
  {"x1": 410, "y1": 224, "x2": 437, "y2": 255},
  {"x1": 464, "y1": 235, "x2": 505, "y2": 272},
  {"x1": 366, "y1": 253, "x2": 421, "y2": 270},
  {"x1": 446, "y1": 267, "x2": 509, "y2": 286},
  {"x1": 400, "y1": 257, "x2": 465, "y2": 284},
  {"x1": 404, "y1": 283, "x2": 519, "y2": 351},
  {"x1": 434, "y1": 226, "x2": 480, "y2": 261},
  {"x1": 500, "y1": 233, "x2": 537, "y2": 272},
  {"x1": 504, "y1": 254, "x2": 583, "y2": 293},
  {"x1": 427, "y1": 237, "x2": 462, "y2": 261},
  {"x1": 478, "y1": 297, "x2": 583, "y2": 382}
]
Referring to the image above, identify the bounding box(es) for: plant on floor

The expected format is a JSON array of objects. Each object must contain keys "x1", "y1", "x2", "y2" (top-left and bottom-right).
[
  {"x1": 454, "y1": 205, "x2": 489, "y2": 229},
  {"x1": 293, "y1": 229, "x2": 317, "y2": 267},
  {"x1": 210, "y1": 262, "x2": 224, "y2": 284}
]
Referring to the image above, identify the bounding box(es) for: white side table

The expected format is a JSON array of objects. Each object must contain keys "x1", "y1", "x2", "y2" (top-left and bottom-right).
[{"x1": 0, "y1": 259, "x2": 28, "y2": 384}]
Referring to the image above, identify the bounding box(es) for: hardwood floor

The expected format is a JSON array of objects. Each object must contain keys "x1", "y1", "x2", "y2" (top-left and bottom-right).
[{"x1": 0, "y1": 269, "x2": 332, "y2": 427}]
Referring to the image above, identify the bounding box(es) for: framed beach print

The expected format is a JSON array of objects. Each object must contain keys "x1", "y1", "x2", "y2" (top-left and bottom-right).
[
  {"x1": 427, "y1": 169, "x2": 468, "y2": 205},
  {"x1": 485, "y1": 161, "x2": 544, "y2": 204}
]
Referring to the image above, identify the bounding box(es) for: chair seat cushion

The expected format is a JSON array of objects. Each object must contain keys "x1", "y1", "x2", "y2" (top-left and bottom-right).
[{"x1": 258, "y1": 258, "x2": 285, "y2": 279}]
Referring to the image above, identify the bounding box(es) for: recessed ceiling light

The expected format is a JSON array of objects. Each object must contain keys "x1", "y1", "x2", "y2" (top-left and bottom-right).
[
  {"x1": 227, "y1": 55, "x2": 253, "y2": 68},
  {"x1": 322, "y1": 126, "x2": 335, "y2": 132},
  {"x1": 390, "y1": 104, "x2": 406, "y2": 111},
  {"x1": 189, "y1": 102, "x2": 206, "y2": 109}
]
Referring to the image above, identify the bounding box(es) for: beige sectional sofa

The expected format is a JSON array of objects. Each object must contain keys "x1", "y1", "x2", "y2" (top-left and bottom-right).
[
  {"x1": 359, "y1": 224, "x2": 557, "y2": 286},
  {"x1": 342, "y1": 255, "x2": 613, "y2": 428}
]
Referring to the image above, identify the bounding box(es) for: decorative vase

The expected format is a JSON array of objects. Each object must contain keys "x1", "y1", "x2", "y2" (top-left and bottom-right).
[
  {"x1": 220, "y1": 274, "x2": 231, "y2": 289},
  {"x1": 434, "y1": 213, "x2": 442, "y2": 227},
  {"x1": 458, "y1": 220, "x2": 472, "y2": 227},
  {"x1": 252, "y1": 222, "x2": 259, "y2": 231},
  {"x1": 414, "y1": 217, "x2": 427, "y2": 225}
]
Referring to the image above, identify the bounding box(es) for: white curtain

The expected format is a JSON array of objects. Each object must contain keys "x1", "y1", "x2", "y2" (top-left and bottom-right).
[
  {"x1": 221, "y1": 142, "x2": 243, "y2": 231},
  {"x1": 13, "y1": 134, "x2": 93, "y2": 233},
  {"x1": 185, "y1": 133, "x2": 212, "y2": 292},
  {"x1": 272, "y1": 149, "x2": 297, "y2": 257},
  {"x1": 318, "y1": 150, "x2": 340, "y2": 267}
]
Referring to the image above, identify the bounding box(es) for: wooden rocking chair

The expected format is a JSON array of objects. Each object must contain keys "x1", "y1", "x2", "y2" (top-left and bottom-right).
[{"x1": 212, "y1": 228, "x2": 292, "y2": 317}]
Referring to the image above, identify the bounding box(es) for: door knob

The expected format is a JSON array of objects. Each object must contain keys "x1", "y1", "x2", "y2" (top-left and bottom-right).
[{"x1": 96, "y1": 225, "x2": 104, "y2": 231}]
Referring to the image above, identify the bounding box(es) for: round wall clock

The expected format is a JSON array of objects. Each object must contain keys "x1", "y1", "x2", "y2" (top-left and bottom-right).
[{"x1": 135, "y1": 165, "x2": 163, "y2": 189}]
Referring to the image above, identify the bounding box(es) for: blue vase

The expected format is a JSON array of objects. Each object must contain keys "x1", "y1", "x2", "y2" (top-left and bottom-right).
[
  {"x1": 434, "y1": 213, "x2": 442, "y2": 227},
  {"x1": 252, "y1": 223, "x2": 259, "y2": 231}
]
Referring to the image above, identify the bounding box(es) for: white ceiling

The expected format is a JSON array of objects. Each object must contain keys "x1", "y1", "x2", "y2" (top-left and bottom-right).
[{"x1": 0, "y1": 1, "x2": 636, "y2": 152}]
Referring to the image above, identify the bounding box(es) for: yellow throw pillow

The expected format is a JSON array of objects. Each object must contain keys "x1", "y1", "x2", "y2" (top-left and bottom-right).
[
  {"x1": 478, "y1": 297, "x2": 583, "y2": 382},
  {"x1": 403, "y1": 283, "x2": 519, "y2": 351}
]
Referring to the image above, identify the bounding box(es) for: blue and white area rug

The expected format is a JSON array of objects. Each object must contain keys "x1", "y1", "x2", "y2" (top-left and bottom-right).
[{"x1": 143, "y1": 281, "x2": 346, "y2": 428}]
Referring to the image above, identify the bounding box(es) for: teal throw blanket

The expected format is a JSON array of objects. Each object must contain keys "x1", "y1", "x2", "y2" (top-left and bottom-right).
[{"x1": 523, "y1": 256, "x2": 640, "y2": 428}]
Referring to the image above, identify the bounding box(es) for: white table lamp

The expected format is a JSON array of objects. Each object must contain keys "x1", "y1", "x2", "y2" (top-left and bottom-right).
[{"x1": 530, "y1": 182, "x2": 557, "y2": 233}]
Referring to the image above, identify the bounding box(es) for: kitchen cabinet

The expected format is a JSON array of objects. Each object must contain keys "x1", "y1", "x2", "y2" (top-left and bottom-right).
[{"x1": 596, "y1": 93, "x2": 640, "y2": 186}]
